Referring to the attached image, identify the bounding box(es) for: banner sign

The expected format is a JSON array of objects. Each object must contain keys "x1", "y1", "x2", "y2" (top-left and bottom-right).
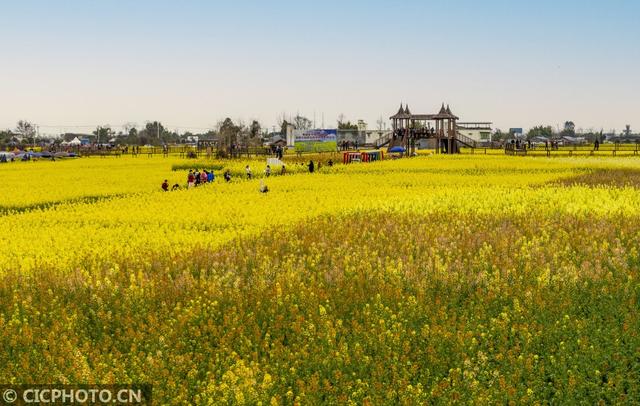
[{"x1": 294, "y1": 129, "x2": 337, "y2": 152}]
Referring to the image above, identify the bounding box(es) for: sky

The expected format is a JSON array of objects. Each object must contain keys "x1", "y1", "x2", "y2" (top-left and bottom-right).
[{"x1": 1, "y1": 0, "x2": 638, "y2": 135}]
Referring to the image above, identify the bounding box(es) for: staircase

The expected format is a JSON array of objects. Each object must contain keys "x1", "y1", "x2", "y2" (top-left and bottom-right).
[
  {"x1": 455, "y1": 132, "x2": 477, "y2": 149},
  {"x1": 374, "y1": 132, "x2": 393, "y2": 148},
  {"x1": 386, "y1": 133, "x2": 408, "y2": 150}
]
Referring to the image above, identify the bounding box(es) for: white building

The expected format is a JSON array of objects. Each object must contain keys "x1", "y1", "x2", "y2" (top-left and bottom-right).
[
  {"x1": 364, "y1": 129, "x2": 392, "y2": 146},
  {"x1": 457, "y1": 122, "x2": 493, "y2": 143}
]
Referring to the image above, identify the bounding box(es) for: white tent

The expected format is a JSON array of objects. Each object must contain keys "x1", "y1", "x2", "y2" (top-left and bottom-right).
[
  {"x1": 0, "y1": 151, "x2": 15, "y2": 161},
  {"x1": 68, "y1": 137, "x2": 82, "y2": 146}
]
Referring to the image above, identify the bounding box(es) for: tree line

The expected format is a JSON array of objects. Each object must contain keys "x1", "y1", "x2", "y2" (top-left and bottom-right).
[
  {"x1": 1, "y1": 112, "x2": 362, "y2": 150},
  {"x1": 492, "y1": 121, "x2": 608, "y2": 142}
]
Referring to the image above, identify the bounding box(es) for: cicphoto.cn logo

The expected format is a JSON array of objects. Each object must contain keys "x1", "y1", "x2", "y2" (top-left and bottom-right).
[{"x1": 0, "y1": 385, "x2": 152, "y2": 405}]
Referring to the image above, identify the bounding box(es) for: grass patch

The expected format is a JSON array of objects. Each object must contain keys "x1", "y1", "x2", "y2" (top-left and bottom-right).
[{"x1": 553, "y1": 168, "x2": 640, "y2": 188}]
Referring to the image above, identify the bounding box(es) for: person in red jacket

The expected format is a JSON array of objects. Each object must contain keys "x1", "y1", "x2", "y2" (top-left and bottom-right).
[{"x1": 187, "y1": 170, "x2": 195, "y2": 189}]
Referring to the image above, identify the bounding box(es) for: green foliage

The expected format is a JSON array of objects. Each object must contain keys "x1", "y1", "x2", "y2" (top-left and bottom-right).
[
  {"x1": 92, "y1": 126, "x2": 112, "y2": 143},
  {"x1": 527, "y1": 125, "x2": 554, "y2": 139},
  {"x1": 249, "y1": 120, "x2": 261, "y2": 139},
  {"x1": 338, "y1": 121, "x2": 358, "y2": 130},
  {"x1": 171, "y1": 162, "x2": 225, "y2": 171}
]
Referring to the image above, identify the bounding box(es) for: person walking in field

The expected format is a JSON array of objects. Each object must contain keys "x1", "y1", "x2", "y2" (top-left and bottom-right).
[
  {"x1": 281, "y1": 164, "x2": 286, "y2": 175},
  {"x1": 187, "y1": 170, "x2": 195, "y2": 189},
  {"x1": 594, "y1": 139, "x2": 600, "y2": 151},
  {"x1": 200, "y1": 170, "x2": 208, "y2": 184},
  {"x1": 264, "y1": 165, "x2": 271, "y2": 177},
  {"x1": 245, "y1": 165, "x2": 252, "y2": 179},
  {"x1": 308, "y1": 160, "x2": 315, "y2": 173},
  {"x1": 207, "y1": 170, "x2": 214, "y2": 183},
  {"x1": 194, "y1": 169, "x2": 201, "y2": 186},
  {"x1": 224, "y1": 170, "x2": 231, "y2": 182},
  {"x1": 161, "y1": 179, "x2": 169, "y2": 191}
]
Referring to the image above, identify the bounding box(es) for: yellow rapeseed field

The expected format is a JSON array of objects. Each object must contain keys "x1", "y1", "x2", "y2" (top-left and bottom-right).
[{"x1": 1, "y1": 154, "x2": 639, "y2": 404}]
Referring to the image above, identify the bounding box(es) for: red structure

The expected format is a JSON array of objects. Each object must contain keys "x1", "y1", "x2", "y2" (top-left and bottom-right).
[{"x1": 343, "y1": 150, "x2": 384, "y2": 164}]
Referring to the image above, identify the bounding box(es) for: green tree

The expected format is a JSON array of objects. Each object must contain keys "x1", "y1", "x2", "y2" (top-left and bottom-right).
[
  {"x1": 0, "y1": 130, "x2": 14, "y2": 149},
  {"x1": 144, "y1": 121, "x2": 165, "y2": 141},
  {"x1": 217, "y1": 118, "x2": 240, "y2": 156},
  {"x1": 560, "y1": 121, "x2": 576, "y2": 137},
  {"x1": 138, "y1": 121, "x2": 179, "y2": 145},
  {"x1": 93, "y1": 126, "x2": 112, "y2": 144},
  {"x1": 492, "y1": 129, "x2": 508, "y2": 142},
  {"x1": 338, "y1": 121, "x2": 358, "y2": 130},
  {"x1": 249, "y1": 120, "x2": 261, "y2": 139},
  {"x1": 526, "y1": 125, "x2": 554, "y2": 140},
  {"x1": 280, "y1": 120, "x2": 289, "y2": 137},
  {"x1": 337, "y1": 114, "x2": 358, "y2": 130}
]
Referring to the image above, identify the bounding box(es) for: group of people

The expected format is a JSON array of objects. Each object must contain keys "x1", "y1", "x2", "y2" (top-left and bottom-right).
[
  {"x1": 339, "y1": 140, "x2": 359, "y2": 151},
  {"x1": 186, "y1": 168, "x2": 215, "y2": 188},
  {"x1": 163, "y1": 158, "x2": 336, "y2": 192},
  {"x1": 508, "y1": 139, "x2": 602, "y2": 151},
  {"x1": 161, "y1": 168, "x2": 217, "y2": 191},
  {"x1": 245, "y1": 163, "x2": 288, "y2": 179},
  {"x1": 544, "y1": 140, "x2": 559, "y2": 150},
  {"x1": 306, "y1": 159, "x2": 333, "y2": 173},
  {"x1": 269, "y1": 145, "x2": 285, "y2": 159}
]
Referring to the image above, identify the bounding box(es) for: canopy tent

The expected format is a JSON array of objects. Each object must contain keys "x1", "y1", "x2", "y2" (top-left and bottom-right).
[
  {"x1": 68, "y1": 137, "x2": 82, "y2": 146},
  {"x1": 0, "y1": 151, "x2": 15, "y2": 161}
]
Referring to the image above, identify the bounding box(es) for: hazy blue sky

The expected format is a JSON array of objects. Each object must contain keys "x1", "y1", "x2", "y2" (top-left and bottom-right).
[{"x1": 1, "y1": 0, "x2": 638, "y2": 135}]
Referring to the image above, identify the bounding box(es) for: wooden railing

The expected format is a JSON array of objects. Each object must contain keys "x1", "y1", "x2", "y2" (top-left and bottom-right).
[
  {"x1": 374, "y1": 133, "x2": 393, "y2": 148},
  {"x1": 455, "y1": 132, "x2": 477, "y2": 148}
]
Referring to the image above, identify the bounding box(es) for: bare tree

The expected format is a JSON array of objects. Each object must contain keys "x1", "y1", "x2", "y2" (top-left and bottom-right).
[
  {"x1": 293, "y1": 115, "x2": 312, "y2": 130},
  {"x1": 276, "y1": 112, "x2": 288, "y2": 128},
  {"x1": 15, "y1": 120, "x2": 36, "y2": 143}
]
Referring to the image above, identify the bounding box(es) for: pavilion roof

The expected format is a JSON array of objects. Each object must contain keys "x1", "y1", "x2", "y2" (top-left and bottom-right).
[
  {"x1": 389, "y1": 103, "x2": 413, "y2": 119},
  {"x1": 445, "y1": 105, "x2": 459, "y2": 120},
  {"x1": 390, "y1": 103, "x2": 459, "y2": 121},
  {"x1": 429, "y1": 103, "x2": 459, "y2": 120}
]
